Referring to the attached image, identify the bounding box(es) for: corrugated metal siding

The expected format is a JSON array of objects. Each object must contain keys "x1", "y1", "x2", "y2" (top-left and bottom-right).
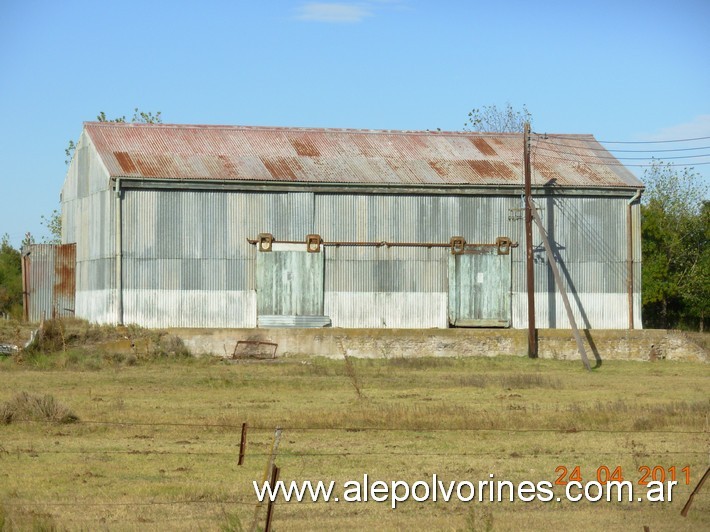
[
  {"x1": 448, "y1": 250, "x2": 511, "y2": 327},
  {"x1": 258, "y1": 315, "x2": 331, "y2": 328},
  {"x1": 23, "y1": 244, "x2": 76, "y2": 322},
  {"x1": 63, "y1": 170, "x2": 641, "y2": 329},
  {"x1": 313, "y1": 194, "x2": 518, "y2": 245},
  {"x1": 256, "y1": 250, "x2": 325, "y2": 316},
  {"x1": 325, "y1": 247, "x2": 447, "y2": 293},
  {"x1": 509, "y1": 195, "x2": 639, "y2": 329},
  {"x1": 123, "y1": 289, "x2": 256, "y2": 328},
  {"x1": 325, "y1": 292, "x2": 448, "y2": 328},
  {"x1": 119, "y1": 188, "x2": 321, "y2": 327},
  {"x1": 512, "y1": 292, "x2": 632, "y2": 329},
  {"x1": 61, "y1": 131, "x2": 117, "y2": 325},
  {"x1": 84, "y1": 122, "x2": 643, "y2": 188},
  {"x1": 512, "y1": 196, "x2": 628, "y2": 291}
]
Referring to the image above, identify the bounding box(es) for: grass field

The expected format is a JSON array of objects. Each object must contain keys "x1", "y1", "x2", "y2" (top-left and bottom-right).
[{"x1": 0, "y1": 320, "x2": 708, "y2": 531}]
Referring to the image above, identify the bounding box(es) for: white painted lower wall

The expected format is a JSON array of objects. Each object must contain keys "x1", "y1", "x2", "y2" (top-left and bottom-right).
[
  {"x1": 76, "y1": 289, "x2": 640, "y2": 330},
  {"x1": 122, "y1": 289, "x2": 257, "y2": 328},
  {"x1": 325, "y1": 292, "x2": 449, "y2": 328},
  {"x1": 512, "y1": 292, "x2": 642, "y2": 330},
  {"x1": 76, "y1": 290, "x2": 116, "y2": 325}
]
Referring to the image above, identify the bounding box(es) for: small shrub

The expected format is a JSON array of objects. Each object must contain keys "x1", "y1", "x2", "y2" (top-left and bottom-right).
[
  {"x1": 344, "y1": 355, "x2": 365, "y2": 400},
  {"x1": 0, "y1": 392, "x2": 78, "y2": 425},
  {"x1": 152, "y1": 334, "x2": 191, "y2": 358}
]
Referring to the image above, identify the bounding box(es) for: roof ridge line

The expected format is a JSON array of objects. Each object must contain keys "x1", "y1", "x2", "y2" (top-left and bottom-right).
[{"x1": 83, "y1": 122, "x2": 594, "y2": 139}]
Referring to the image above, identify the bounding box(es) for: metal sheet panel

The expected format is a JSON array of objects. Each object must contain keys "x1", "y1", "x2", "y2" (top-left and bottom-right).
[
  {"x1": 122, "y1": 289, "x2": 256, "y2": 328},
  {"x1": 123, "y1": 189, "x2": 314, "y2": 260},
  {"x1": 325, "y1": 292, "x2": 448, "y2": 328},
  {"x1": 324, "y1": 247, "x2": 447, "y2": 293},
  {"x1": 257, "y1": 315, "x2": 332, "y2": 328},
  {"x1": 512, "y1": 292, "x2": 630, "y2": 330},
  {"x1": 84, "y1": 122, "x2": 643, "y2": 188},
  {"x1": 256, "y1": 250, "x2": 324, "y2": 317},
  {"x1": 314, "y1": 193, "x2": 518, "y2": 247},
  {"x1": 75, "y1": 289, "x2": 115, "y2": 324},
  {"x1": 448, "y1": 248, "x2": 511, "y2": 327},
  {"x1": 23, "y1": 244, "x2": 76, "y2": 322}
]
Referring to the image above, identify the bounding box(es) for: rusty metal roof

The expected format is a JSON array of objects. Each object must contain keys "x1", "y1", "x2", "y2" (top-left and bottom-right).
[{"x1": 84, "y1": 122, "x2": 643, "y2": 189}]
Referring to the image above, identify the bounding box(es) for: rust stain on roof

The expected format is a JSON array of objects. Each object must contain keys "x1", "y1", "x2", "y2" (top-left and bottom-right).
[
  {"x1": 114, "y1": 151, "x2": 137, "y2": 174},
  {"x1": 290, "y1": 137, "x2": 320, "y2": 157},
  {"x1": 133, "y1": 154, "x2": 171, "y2": 178},
  {"x1": 573, "y1": 162, "x2": 604, "y2": 183},
  {"x1": 428, "y1": 160, "x2": 448, "y2": 178},
  {"x1": 534, "y1": 163, "x2": 560, "y2": 183},
  {"x1": 471, "y1": 138, "x2": 497, "y2": 156},
  {"x1": 261, "y1": 157, "x2": 300, "y2": 181},
  {"x1": 218, "y1": 154, "x2": 239, "y2": 178},
  {"x1": 490, "y1": 161, "x2": 515, "y2": 180},
  {"x1": 84, "y1": 123, "x2": 643, "y2": 189}
]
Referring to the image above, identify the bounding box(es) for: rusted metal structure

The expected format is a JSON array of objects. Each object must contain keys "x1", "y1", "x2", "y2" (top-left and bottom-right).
[
  {"x1": 60, "y1": 122, "x2": 643, "y2": 329},
  {"x1": 21, "y1": 244, "x2": 76, "y2": 322}
]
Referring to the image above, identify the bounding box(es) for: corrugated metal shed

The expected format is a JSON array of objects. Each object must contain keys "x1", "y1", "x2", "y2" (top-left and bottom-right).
[
  {"x1": 22, "y1": 244, "x2": 76, "y2": 322},
  {"x1": 62, "y1": 122, "x2": 644, "y2": 331},
  {"x1": 84, "y1": 123, "x2": 643, "y2": 189}
]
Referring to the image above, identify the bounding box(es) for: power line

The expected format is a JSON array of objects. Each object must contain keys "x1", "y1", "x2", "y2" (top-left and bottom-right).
[
  {"x1": 532, "y1": 145, "x2": 710, "y2": 161},
  {"x1": 528, "y1": 151, "x2": 710, "y2": 168},
  {"x1": 535, "y1": 139, "x2": 710, "y2": 154},
  {"x1": 540, "y1": 133, "x2": 710, "y2": 144}
]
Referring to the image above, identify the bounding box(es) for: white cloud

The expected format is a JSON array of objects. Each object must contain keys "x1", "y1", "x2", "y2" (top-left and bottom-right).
[
  {"x1": 296, "y1": 3, "x2": 373, "y2": 23},
  {"x1": 640, "y1": 114, "x2": 710, "y2": 142}
]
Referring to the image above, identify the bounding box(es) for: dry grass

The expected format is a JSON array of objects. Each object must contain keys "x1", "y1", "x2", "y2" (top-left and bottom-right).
[
  {"x1": 343, "y1": 355, "x2": 365, "y2": 400},
  {"x1": 0, "y1": 392, "x2": 78, "y2": 425},
  {"x1": 0, "y1": 317, "x2": 191, "y2": 364},
  {"x1": 0, "y1": 345, "x2": 708, "y2": 530}
]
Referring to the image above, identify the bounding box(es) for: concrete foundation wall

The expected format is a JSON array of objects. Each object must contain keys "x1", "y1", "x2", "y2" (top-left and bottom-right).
[{"x1": 173, "y1": 328, "x2": 707, "y2": 363}]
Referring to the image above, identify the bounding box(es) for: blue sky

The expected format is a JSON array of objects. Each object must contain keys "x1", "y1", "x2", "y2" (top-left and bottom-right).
[{"x1": 1, "y1": 0, "x2": 708, "y2": 246}]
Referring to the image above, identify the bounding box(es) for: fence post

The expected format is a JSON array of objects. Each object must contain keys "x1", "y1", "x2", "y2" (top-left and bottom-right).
[
  {"x1": 264, "y1": 464, "x2": 280, "y2": 532},
  {"x1": 250, "y1": 427, "x2": 282, "y2": 532},
  {"x1": 681, "y1": 466, "x2": 710, "y2": 517},
  {"x1": 238, "y1": 422, "x2": 248, "y2": 466}
]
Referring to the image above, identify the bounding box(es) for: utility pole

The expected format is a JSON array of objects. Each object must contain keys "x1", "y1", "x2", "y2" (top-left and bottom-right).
[
  {"x1": 524, "y1": 122, "x2": 538, "y2": 358},
  {"x1": 528, "y1": 197, "x2": 591, "y2": 370}
]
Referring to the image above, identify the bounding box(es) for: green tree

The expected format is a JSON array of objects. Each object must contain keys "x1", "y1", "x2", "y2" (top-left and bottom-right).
[
  {"x1": 682, "y1": 201, "x2": 710, "y2": 330},
  {"x1": 65, "y1": 108, "x2": 163, "y2": 165},
  {"x1": 464, "y1": 102, "x2": 532, "y2": 133},
  {"x1": 0, "y1": 234, "x2": 23, "y2": 318},
  {"x1": 641, "y1": 161, "x2": 708, "y2": 329},
  {"x1": 40, "y1": 210, "x2": 61, "y2": 244}
]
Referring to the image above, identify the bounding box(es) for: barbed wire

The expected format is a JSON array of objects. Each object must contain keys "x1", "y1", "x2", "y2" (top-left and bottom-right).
[
  {"x1": 9, "y1": 418, "x2": 709, "y2": 434},
  {"x1": 5, "y1": 448, "x2": 707, "y2": 458},
  {"x1": 2, "y1": 498, "x2": 254, "y2": 507}
]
